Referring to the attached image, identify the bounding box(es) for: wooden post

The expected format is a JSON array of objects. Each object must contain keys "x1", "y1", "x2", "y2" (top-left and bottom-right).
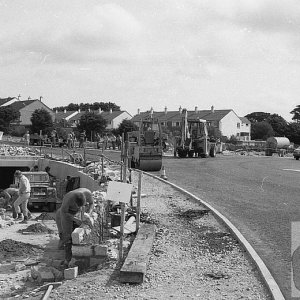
[
  {"x1": 83, "y1": 147, "x2": 86, "y2": 166},
  {"x1": 136, "y1": 171, "x2": 142, "y2": 232},
  {"x1": 123, "y1": 141, "x2": 129, "y2": 183},
  {"x1": 119, "y1": 202, "x2": 125, "y2": 260},
  {"x1": 101, "y1": 155, "x2": 104, "y2": 177}
]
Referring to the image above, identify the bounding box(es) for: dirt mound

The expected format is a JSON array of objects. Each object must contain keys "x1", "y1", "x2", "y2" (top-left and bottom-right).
[
  {"x1": 18, "y1": 223, "x2": 54, "y2": 234},
  {"x1": 34, "y1": 212, "x2": 55, "y2": 221},
  {"x1": 0, "y1": 239, "x2": 44, "y2": 261}
]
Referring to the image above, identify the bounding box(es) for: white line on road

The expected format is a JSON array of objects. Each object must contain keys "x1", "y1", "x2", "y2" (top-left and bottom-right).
[{"x1": 282, "y1": 169, "x2": 300, "y2": 172}]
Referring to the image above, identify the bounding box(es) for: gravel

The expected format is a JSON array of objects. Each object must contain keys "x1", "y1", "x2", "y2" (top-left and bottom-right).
[{"x1": 52, "y1": 172, "x2": 271, "y2": 300}]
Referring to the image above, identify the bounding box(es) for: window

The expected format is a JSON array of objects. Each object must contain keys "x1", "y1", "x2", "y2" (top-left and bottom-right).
[
  {"x1": 237, "y1": 123, "x2": 240, "y2": 129},
  {"x1": 161, "y1": 122, "x2": 165, "y2": 126}
]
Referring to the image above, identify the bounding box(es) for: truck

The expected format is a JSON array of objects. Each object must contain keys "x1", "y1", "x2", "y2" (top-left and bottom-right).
[
  {"x1": 174, "y1": 109, "x2": 216, "y2": 158},
  {"x1": 13, "y1": 171, "x2": 59, "y2": 212},
  {"x1": 127, "y1": 118, "x2": 166, "y2": 171}
]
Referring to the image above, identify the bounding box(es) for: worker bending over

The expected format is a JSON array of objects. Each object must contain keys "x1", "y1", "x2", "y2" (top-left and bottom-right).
[
  {"x1": 0, "y1": 187, "x2": 32, "y2": 219},
  {"x1": 55, "y1": 188, "x2": 94, "y2": 265}
]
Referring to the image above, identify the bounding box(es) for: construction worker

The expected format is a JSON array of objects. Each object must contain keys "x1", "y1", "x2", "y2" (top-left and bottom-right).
[
  {"x1": 0, "y1": 187, "x2": 32, "y2": 219},
  {"x1": 13, "y1": 170, "x2": 31, "y2": 224},
  {"x1": 55, "y1": 188, "x2": 94, "y2": 264},
  {"x1": 79, "y1": 130, "x2": 86, "y2": 148},
  {"x1": 24, "y1": 131, "x2": 30, "y2": 146}
]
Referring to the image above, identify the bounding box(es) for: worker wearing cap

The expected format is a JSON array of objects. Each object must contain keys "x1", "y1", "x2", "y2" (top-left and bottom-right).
[
  {"x1": 55, "y1": 187, "x2": 94, "y2": 264},
  {"x1": 13, "y1": 170, "x2": 31, "y2": 224}
]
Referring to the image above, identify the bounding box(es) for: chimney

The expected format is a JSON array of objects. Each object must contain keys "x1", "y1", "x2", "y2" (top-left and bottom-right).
[
  {"x1": 211, "y1": 106, "x2": 214, "y2": 113},
  {"x1": 98, "y1": 108, "x2": 102, "y2": 114},
  {"x1": 150, "y1": 107, "x2": 153, "y2": 117},
  {"x1": 109, "y1": 108, "x2": 112, "y2": 114},
  {"x1": 64, "y1": 109, "x2": 66, "y2": 114},
  {"x1": 195, "y1": 106, "x2": 198, "y2": 113},
  {"x1": 39, "y1": 96, "x2": 43, "y2": 102},
  {"x1": 137, "y1": 108, "x2": 140, "y2": 115},
  {"x1": 179, "y1": 106, "x2": 182, "y2": 114},
  {"x1": 164, "y1": 106, "x2": 167, "y2": 115}
]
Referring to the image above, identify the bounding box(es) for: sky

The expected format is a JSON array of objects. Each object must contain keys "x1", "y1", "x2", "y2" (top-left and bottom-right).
[{"x1": 0, "y1": 0, "x2": 299, "y2": 122}]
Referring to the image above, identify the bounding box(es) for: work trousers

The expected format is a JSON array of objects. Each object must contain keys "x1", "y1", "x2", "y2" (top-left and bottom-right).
[
  {"x1": 55, "y1": 208, "x2": 78, "y2": 262},
  {"x1": 14, "y1": 193, "x2": 30, "y2": 217}
]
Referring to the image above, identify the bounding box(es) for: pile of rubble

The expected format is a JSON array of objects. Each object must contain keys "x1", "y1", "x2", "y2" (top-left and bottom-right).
[
  {"x1": 0, "y1": 144, "x2": 39, "y2": 156},
  {"x1": 83, "y1": 160, "x2": 123, "y2": 182},
  {"x1": 18, "y1": 223, "x2": 54, "y2": 234},
  {"x1": 0, "y1": 209, "x2": 14, "y2": 228}
]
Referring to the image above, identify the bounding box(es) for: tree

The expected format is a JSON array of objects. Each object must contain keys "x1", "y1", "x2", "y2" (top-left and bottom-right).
[
  {"x1": 0, "y1": 106, "x2": 20, "y2": 134},
  {"x1": 115, "y1": 119, "x2": 138, "y2": 138},
  {"x1": 77, "y1": 112, "x2": 107, "y2": 140},
  {"x1": 30, "y1": 108, "x2": 53, "y2": 134},
  {"x1": 244, "y1": 112, "x2": 270, "y2": 123},
  {"x1": 251, "y1": 121, "x2": 274, "y2": 140},
  {"x1": 53, "y1": 101, "x2": 121, "y2": 113},
  {"x1": 286, "y1": 122, "x2": 300, "y2": 145},
  {"x1": 266, "y1": 114, "x2": 288, "y2": 136},
  {"x1": 290, "y1": 105, "x2": 300, "y2": 123}
]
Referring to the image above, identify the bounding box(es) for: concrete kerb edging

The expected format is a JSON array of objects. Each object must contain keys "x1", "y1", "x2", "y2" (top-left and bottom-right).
[{"x1": 138, "y1": 171, "x2": 285, "y2": 300}]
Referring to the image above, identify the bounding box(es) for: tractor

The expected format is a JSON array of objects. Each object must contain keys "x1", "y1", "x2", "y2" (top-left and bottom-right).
[{"x1": 174, "y1": 109, "x2": 216, "y2": 158}]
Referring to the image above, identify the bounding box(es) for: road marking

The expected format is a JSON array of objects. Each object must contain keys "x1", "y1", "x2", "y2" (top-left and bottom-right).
[{"x1": 282, "y1": 169, "x2": 300, "y2": 172}]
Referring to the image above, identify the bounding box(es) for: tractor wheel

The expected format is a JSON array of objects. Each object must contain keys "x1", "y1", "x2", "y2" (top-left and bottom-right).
[
  {"x1": 210, "y1": 147, "x2": 216, "y2": 157},
  {"x1": 188, "y1": 150, "x2": 194, "y2": 158},
  {"x1": 178, "y1": 149, "x2": 187, "y2": 158}
]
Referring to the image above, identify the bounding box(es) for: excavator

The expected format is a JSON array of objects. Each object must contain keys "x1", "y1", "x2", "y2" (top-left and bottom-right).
[
  {"x1": 174, "y1": 109, "x2": 216, "y2": 158},
  {"x1": 127, "y1": 118, "x2": 166, "y2": 171}
]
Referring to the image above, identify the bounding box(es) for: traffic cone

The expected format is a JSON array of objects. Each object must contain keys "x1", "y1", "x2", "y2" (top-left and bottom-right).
[{"x1": 160, "y1": 166, "x2": 168, "y2": 180}]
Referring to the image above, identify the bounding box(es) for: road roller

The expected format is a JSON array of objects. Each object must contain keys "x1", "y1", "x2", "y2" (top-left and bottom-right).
[{"x1": 127, "y1": 118, "x2": 165, "y2": 171}]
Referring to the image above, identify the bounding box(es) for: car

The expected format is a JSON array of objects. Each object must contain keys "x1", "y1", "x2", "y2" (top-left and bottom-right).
[{"x1": 293, "y1": 147, "x2": 300, "y2": 160}]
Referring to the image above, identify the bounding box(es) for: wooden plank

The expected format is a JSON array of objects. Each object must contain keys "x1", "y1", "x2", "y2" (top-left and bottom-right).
[{"x1": 120, "y1": 223, "x2": 156, "y2": 283}]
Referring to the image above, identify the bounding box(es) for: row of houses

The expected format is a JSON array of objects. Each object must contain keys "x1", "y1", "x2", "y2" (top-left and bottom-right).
[{"x1": 0, "y1": 97, "x2": 251, "y2": 141}]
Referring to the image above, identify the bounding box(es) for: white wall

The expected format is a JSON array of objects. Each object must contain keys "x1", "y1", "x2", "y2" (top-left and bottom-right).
[
  {"x1": 219, "y1": 111, "x2": 242, "y2": 138},
  {"x1": 109, "y1": 112, "x2": 132, "y2": 129}
]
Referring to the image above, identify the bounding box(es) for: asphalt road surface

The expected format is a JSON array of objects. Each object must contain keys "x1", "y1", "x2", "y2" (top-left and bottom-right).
[{"x1": 160, "y1": 154, "x2": 300, "y2": 300}]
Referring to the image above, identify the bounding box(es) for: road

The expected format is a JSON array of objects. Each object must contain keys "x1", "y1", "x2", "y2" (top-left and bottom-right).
[
  {"x1": 43, "y1": 146, "x2": 297, "y2": 298},
  {"x1": 160, "y1": 154, "x2": 299, "y2": 300}
]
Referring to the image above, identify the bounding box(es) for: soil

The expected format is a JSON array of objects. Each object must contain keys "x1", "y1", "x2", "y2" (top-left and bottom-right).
[
  {"x1": 0, "y1": 173, "x2": 272, "y2": 300},
  {"x1": 34, "y1": 212, "x2": 56, "y2": 221},
  {"x1": 0, "y1": 239, "x2": 44, "y2": 261},
  {"x1": 18, "y1": 223, "x2": 54, "y2": 234}
]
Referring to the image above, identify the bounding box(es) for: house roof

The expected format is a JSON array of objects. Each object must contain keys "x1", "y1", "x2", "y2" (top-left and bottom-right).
[
  {"x1": 0, "y1": 98, "x2": 15, "y2": 106},
  {"x1": 54, "y1": 110, "x2": 77, "y2": 122},
  {"x1": 240, "y1": 117, "x2": 251, "y2": 124},
  {"x1": 67, "y1": 110, "x2": 129, "y2": 123},
  {"x1": 8, "y1": 100, "x2": 36, "y2": 111},
  {"x1": 131, "y1": 109, "x2": 233, "y2": 123}
]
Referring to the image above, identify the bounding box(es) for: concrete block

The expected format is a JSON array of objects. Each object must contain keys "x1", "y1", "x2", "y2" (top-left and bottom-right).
[
  {"x1": 64, "y1": 266, "x2": 78, "y2": 280},
  {"x1": 72, "y1": 245, "x2": 94, "y2": 257},
  {"x1": 89, "y1": 256, "x2": 106, "y2": 268},
  {"x1": 38, "y1": 270, "x2": 55, "y2": 283},
  {"x1": 94, "y1": 244, "x2": 108, "y2": 256},
  {"x1": 71, "y1": 228, "x2": 85, "y2": 245}
]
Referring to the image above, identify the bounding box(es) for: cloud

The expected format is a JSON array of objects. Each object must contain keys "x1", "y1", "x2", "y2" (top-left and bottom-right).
[{"x1": 0, "y1": 2, "x2": 142, "y2": 65}]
